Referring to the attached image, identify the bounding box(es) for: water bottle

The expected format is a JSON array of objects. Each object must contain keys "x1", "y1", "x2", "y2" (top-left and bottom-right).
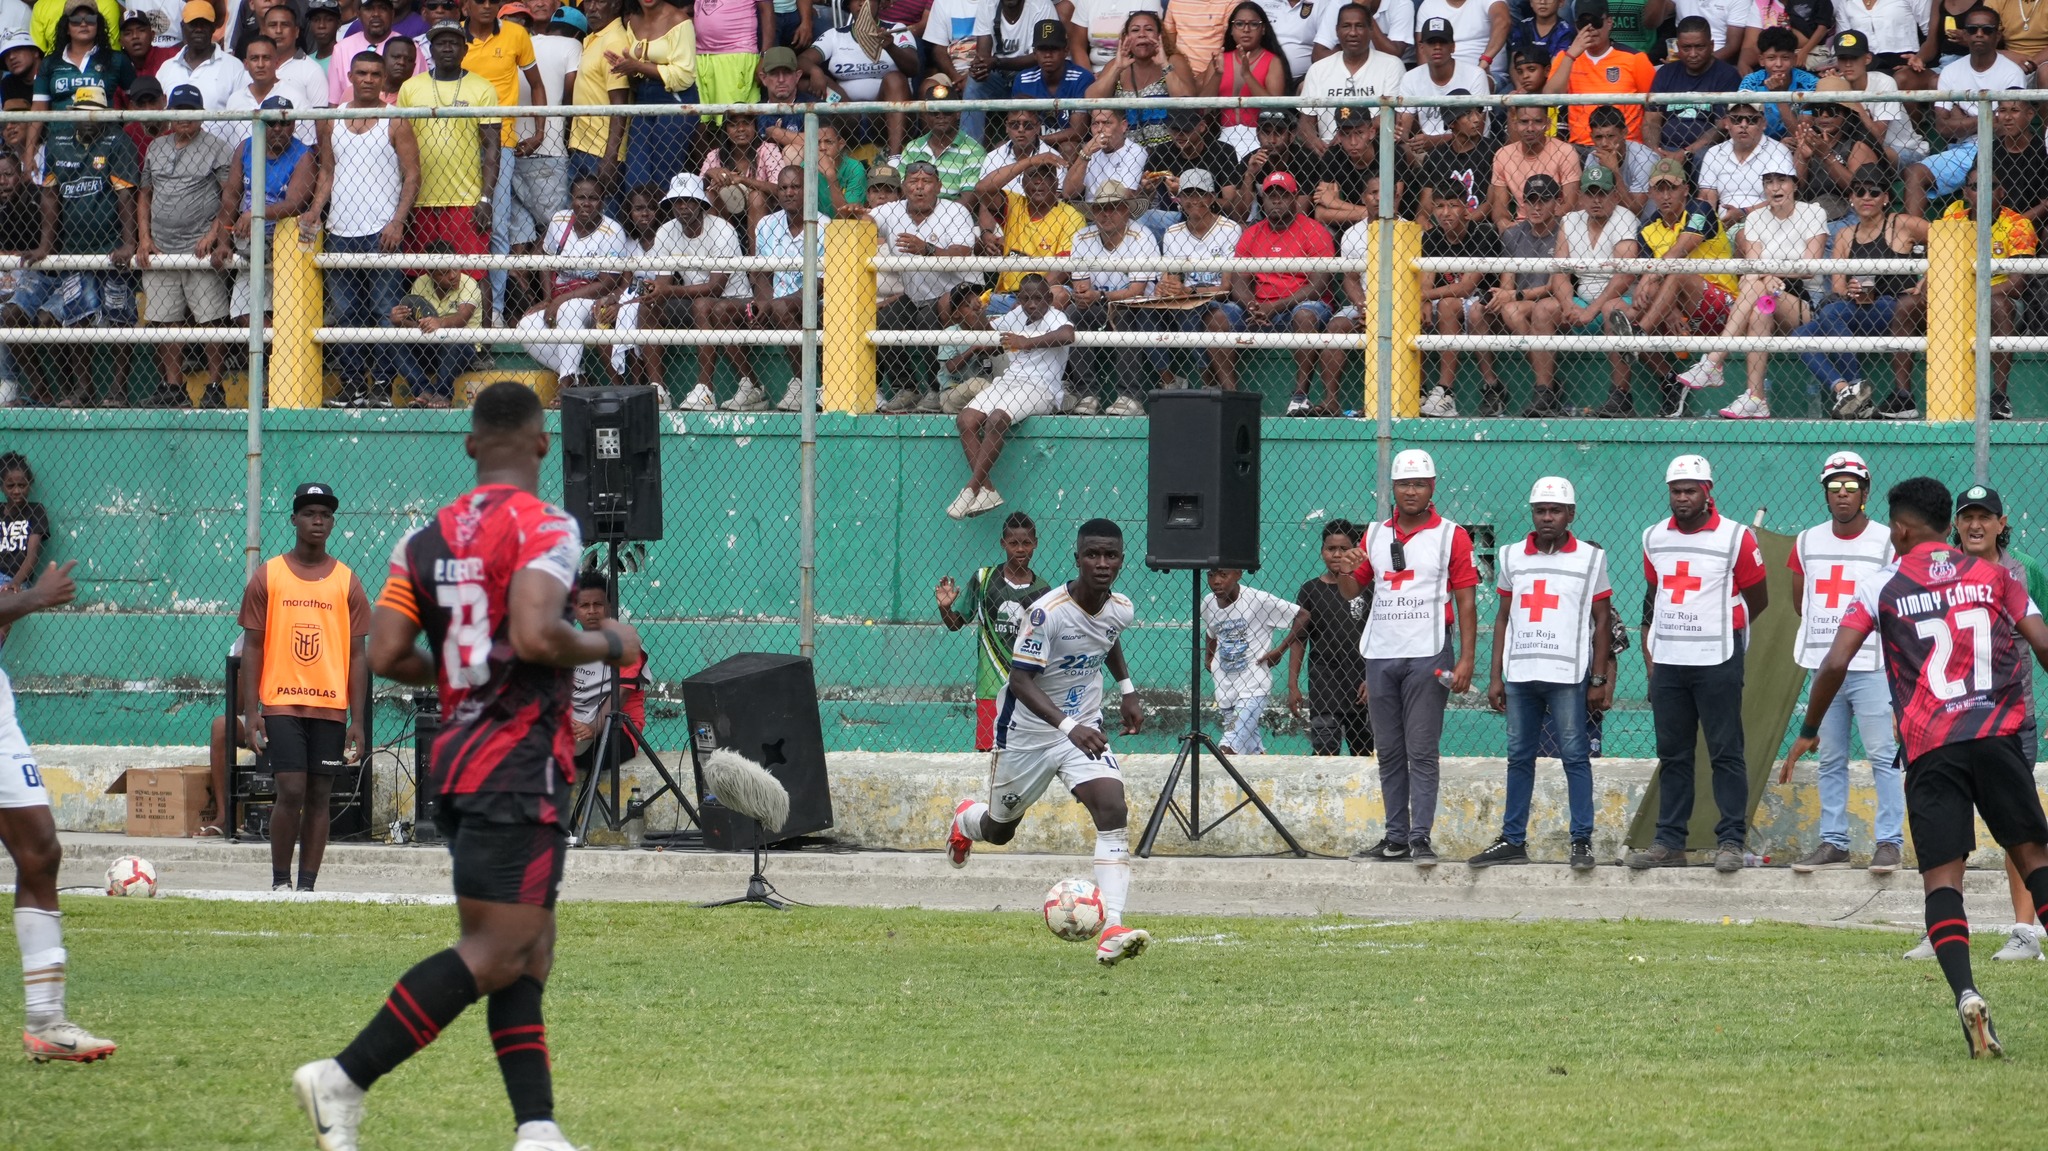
[
  {"x1": 1756, "y1": 294, "x2": 1776, "y2": 316},
  {"x1": 1435, "y1": 669, "x2": 1462, "y2": 693},
  {"x1": 624, "y1": 787, "x2": 645, "y2": 848}
]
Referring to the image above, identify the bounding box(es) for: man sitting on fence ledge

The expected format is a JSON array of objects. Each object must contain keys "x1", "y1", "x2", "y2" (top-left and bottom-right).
[{"x1": 950, "y1": 273, "x2": 1073, "y2": 520}]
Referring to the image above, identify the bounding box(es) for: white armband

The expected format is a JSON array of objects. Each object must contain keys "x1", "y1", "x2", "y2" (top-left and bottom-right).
[
  {"x1": 1058, "y1": 716, "x2": 1079, "y2": 734},
  {"x1": 1117, "y1": 678, "x2": 1136, "y2": 696}
]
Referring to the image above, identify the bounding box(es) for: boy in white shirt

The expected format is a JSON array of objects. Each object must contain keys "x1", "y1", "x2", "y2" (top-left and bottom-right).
[
  {"x1": 950, "y1": 273, "x2": 1075, "y2": 520},
  {"x1": 1202, "y1": 568, "x2": 1300, "y2": 755}
]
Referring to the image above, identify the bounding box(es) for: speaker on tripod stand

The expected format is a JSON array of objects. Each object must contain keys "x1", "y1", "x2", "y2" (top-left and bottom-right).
[{"x1": 1135, "y1": 390, "x2": 1304, "y2": 858}]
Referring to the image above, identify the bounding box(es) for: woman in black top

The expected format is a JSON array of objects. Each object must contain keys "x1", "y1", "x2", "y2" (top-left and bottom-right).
[
  {"x1": 0, "y1": 452, "x2": 49, "y2": 649},
  {"x1": 1791, "y1": 163, "x2": 1929, "y2": 417},
  {"x1": 1282, "y1": 519, "x2": 1373, "y2": 756}
]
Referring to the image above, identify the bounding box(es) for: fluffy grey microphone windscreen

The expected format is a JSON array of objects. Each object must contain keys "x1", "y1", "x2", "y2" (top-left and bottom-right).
[{"x1": 702, "y1": 749, "x2": 791, "y2": 832}]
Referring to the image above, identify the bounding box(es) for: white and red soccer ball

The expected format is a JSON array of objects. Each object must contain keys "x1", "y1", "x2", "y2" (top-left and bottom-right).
[
  {"x1": 105, "y1": 856, "x2": 158, "y2": 898},
  {"x1": 1042, "y1": 877, "x2": 1105, "y2": 942}
]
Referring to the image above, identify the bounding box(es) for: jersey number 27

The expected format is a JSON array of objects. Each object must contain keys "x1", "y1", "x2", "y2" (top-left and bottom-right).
[
  {"x1": 437, "y1": 582, "x2": 494, "y2": 687},
  {"x1": 1917, "y1": 608, "x2": 1995, "y2": 701}
]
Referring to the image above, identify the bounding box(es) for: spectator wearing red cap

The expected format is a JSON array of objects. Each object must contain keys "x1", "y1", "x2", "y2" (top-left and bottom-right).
[{"x1": 1205, "y1": 170, "x2": 1334, "y2": 405}]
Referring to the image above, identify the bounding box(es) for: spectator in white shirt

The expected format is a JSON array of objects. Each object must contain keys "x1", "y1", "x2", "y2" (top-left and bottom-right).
[
  {"x1": 977, "y1": 107, "x2": 1065, "y2": 196},
  {"x1": 155, "y1": 5, "x2": 252, "y2": 146},
  {"x1": 1298, "y1": 4, "x2": 1406, "y2": 146},
  {"x1": 1066, "y1": 179, "x2": 1161, "y2": 416},
  {"x1": 1697, "y1": 100, "x2": 1800, "y2": 225},
  {"x1": 1312, "y1": 0, "x2": 1414, "y2": 60},
  {"x1": 948, "y1": 273, "x2": 1074, "y2": 520},
  {"x1": 1064, "y1": 108, "x2": 1149, "y2": 202},
  {"x1": 1417, "y1": 0, "x2": 1510, "y2": 72},
  {"x1": 875, "y1": 160, "x2": 981, "y2": 413},
  {"x1": 515, "y1": 174, "x2": 625, "y2": 390},
  {"x1": 636, "y1": 174, "x2": 760, "y2": 413},
  {"x1": 1399, "y1": 18, "x2": 1494, "y2": 142},
  {"x1": 1679, "y1": 163, "x2": 1826, "y2": 419},
  {"x1": 1150, "y1": 168, "x2": 1243, "y2": 388}
]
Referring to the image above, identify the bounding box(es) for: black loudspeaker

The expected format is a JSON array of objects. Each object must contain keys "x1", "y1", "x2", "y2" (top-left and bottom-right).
[
  {"x1": 680, "y1": 653, "x2": 834, "y2": 850},
  {"x1": 410, "y1": 694, "x2": 441, "y2": 841},
  {"x1": 561, "y1": 386, "x2": 663, "y2": 542},
  {"x1": 1145, "y1": 388, "x2": 1262, "y2": 571}
]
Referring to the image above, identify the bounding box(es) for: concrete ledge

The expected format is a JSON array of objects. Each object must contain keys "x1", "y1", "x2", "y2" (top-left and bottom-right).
[{"x1": 35, "y1": 746, "x2": 2011, "y2": 868}]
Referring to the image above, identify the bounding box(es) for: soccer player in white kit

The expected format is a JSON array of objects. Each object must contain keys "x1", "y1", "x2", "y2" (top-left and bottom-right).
[
  {"x1": 0, "y1": 560, "x2": 116, "y2": 1062},
  {"x1": 946, "y1": 519, "x2": 1151, "y2": 966}
]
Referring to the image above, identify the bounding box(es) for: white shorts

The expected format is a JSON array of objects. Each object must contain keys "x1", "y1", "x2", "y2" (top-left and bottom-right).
[
  {"x1": 986, "y1": 735, "x2": 1122, "y2": 825},
  {"x1": 0, "y1": 671, "x2": 48, "y2": 809},
  {"x1": 965, "y1": 374, "x2": 1058, "y2": 420}
]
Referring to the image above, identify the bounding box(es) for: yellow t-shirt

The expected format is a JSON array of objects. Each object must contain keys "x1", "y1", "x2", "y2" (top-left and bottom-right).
[
  {"x1": 397, "y1": 71, "x2": 502, "y2": 208},
  {"x1": 569, "y1": 20, "x2": 634, "y2": 159},
  {"x1": 1942, "y1": 201, "x2": 2038, "y2": 286},
  {"x1": 996, "y1": 192, "x2": 1084, "y2": 294},
  {"x1": 1636, "y1": 198, "x2": 1738, "y2": 294},
  {"x1": 463, "y1": 21, "x2": 538, "y2": 148}
]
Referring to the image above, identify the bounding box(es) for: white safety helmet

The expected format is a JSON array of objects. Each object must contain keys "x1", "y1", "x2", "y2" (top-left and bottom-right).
[
  {"x1": 1665, "y1": 454, "x2": 1713, "y2": 485},
  {"x1": 1528, "y1": 476, "x2": 1576, "y2": 506},
  {"x1": 1390, "y1": 449, "x2": 1437, "y2": 480},
  {"x1": 1819, "y1": 450, "x2": 1871, "y2": 486}
]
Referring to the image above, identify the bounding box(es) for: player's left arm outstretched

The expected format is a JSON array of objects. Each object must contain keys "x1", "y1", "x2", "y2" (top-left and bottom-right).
[{"x1": 1106, "y1": 639, "x2": 1142, "y2": 735}]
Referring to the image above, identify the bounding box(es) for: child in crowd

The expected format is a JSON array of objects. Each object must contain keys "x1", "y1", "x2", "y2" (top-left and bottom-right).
[
  {"x1": 935, "y1": 512, "x2": 1048, "y2": 752},
  {"x1": 1501, "y1": 0, "x2": 1571, "y2": 89},
  {"x1": 1202, "y1": 567, "x2": 1299, "y2": 756},
  {"x1": 570, "y1": 570, "x2": 647, "y2": 771},
  {"x1": 936, "y1": 283, "x2": 997, "y2": 413},
  {"x1": 0, "y1": 451, "x2": 48, "y2": 649},
  {"x1": 389, "y1": 242, "x2": 483, "y2": 408}
]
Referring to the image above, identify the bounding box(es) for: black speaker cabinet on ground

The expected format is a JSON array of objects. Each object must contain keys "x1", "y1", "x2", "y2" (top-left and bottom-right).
[
  {"x1": 1145, "y1": 388, "x2": 1262, "y2": 571},
  {"x1": 680, "y1": 653, "x2": 834, "y2": 850},
  {"x1": 561, "y1": 385, "x2": 663, "y2": 542}
]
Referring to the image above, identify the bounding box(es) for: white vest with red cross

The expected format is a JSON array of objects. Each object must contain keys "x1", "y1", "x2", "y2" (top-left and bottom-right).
[
  {"x1": 1497, "y1": 536, "x2": 1607, "y2": 684},
  {"x1": 1793, "y1": 520, "x2": 1893, "y2": 672},
  {"x1": 1641, "y1": 515, "x2": 1749, "y2": 667},
  {"x1": 1359, "y1": 516, "x2": 1457, "y2": 660}
]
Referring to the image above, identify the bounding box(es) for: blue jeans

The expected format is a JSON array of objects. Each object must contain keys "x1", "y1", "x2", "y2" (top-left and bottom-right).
[
  {"x1": 962, "y1": 70, "x2": 1014, "y2": 145},
  {"x1": 1793, "y1": 297, "x2": 1898, "y2": 391},
  {"x1": 395, "y1": 343, "x2": 476, "y2": 400},
  {"x1": 1815, "y1": 667, "x2": 1904, "y2": 849},
  {"x1": 1502, "y1": 678, "x2": 1595, "y2": 844},
  {"x1": 324, "y1": 232, "x2": 403, "y2": 383},
  {"x1": 488, "y1": 145, "x2": 518, "y2": 313}
]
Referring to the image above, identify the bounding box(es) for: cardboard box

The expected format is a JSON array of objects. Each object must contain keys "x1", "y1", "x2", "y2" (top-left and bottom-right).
[{"x1": 106, "y1": 766, "x2": 214, "y2": 838}]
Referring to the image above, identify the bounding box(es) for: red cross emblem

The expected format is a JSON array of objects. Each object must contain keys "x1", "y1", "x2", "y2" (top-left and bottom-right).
[
  {"x1": 1520, "y1": 579, "x2": 1560, "y2": 622},
  {"x1": 1384, "y1": 568, "x2": 1416, "y2": 590},
  {"x1": 1815, "y1": 565, "x2": 1856, "y2": 609},
  {"x1": 1662, "y1": 561, "x2": 1703, "y2": 604}
]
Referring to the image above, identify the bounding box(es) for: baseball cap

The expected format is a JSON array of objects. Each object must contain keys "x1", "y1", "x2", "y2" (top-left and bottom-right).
[
  {"x1": 128, "y1": 75, "x2": 164, "y2": 102},
  {"x1": 868, "y1": 163, "x2": 902, "y2": 188},
  {"x1": 1832, "y1": 28, "x2": 1868, "y2": 56},
  {"x1": 548, "y1": 5, "x2": 587, "y2": 32},
  {"x1": 1167, "y1": 108, "x2": 1206, "y2": 130},
  {"x1": 293, "y1": 482, "x2": 340, "y2": 513},
  {"x1": 663, "y1": 171, "x2": 710, "y2": 205},
  {"x1": 69, "y1": 84, "x2": 108, "y2": 109},
  {"x1": 1648, "y1": 155, "x2": 1688, "y2": 186},
  {"x1": 425, "y1": 18, "x2": 469, "y2": 39},
  {"x1": 305, "y1": 0, "x2": 343, "y2": 13},
  {"x1": 259, "y1": 94, "x2": 294, "y2": 110},
  {"x1": 1580, "y1": 163, "x2": 1616, "y2": 192},
  {"x1": 1259, "y1": 170, "x2": 1299, "y2": 193},
  {"x1": 498, "y1": 0, "x2": 533, "y2": 18},
  {"x1": 1848, "y1": 162, "x2": 1892, "y2": 193},
  {"x1": 180, "y1": 0, "x2": 216, "y2": 23},
  {"x1": 1575, "y1": 0, "x2": 1609, "y2": 23},
  {"x1": 120, "y1": 8, "x2": 154, "y2": 26},
  {"x1": 1419, "y1": 15, "x2": 1454, "y2": 41},
  {"x1": 761, "y1": 45, "x2": 800, "y2": 72},
  {"x1": 1508, "y1": 42, "x2": 1551, "y2": 69},
  {"x1": 1178, "y1": 168, "x2": 1216, "y2": 194},
  {"x1": 168, "y1": 83, "x2": 205, "y2": 109},
  {"x1": 1522, "y1": 173, "x2": 1562, "y2": 201},
  {"x1": 1957, "y1": 485, "x2": 2004, "y2": 516},
  {"x1": 1032, "y1": 17, "x2": 1065, "y2": 49},
  {"x1": 1335, "y1": 105, "x2": 1369, "y2": 129},
  {"x1": 1257, "y1": 108, "x2": 1293, "y2": 128},
  {"x1": 1761, "y1": 156, "x2": 1798, "y2": 178}
]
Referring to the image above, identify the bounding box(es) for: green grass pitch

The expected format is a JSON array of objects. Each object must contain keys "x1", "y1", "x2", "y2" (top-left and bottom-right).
[{"x1": 2, "y1": 899, "x2": 2044, "y2": 1149}]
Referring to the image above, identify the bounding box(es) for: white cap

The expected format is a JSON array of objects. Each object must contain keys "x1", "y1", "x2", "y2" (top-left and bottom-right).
[
  {"x1": 1390, "y1": 449, "x2": 1436, "y2": 480},
  {"x1": 1528, "y1": 476, "x2": 1576, "y2": 506},
  {"x1": 1665, "y1": 453, "x2": 1713, "y2": 485},
  {"x1": 663, "y1": 172, "x2": 710, "y2": 205},
  {"x1": 1819, "y1": 449, "x2": 1870, "y2": 485}
]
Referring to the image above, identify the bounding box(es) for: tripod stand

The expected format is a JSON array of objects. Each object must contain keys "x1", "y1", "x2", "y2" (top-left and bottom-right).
[
  {"x1": 1136, "y1": 568, "x2": 1306, "y2": 858},
  {"x1": 700, "y1": 816, "x2": 794, "y2": 910},
  {"x1": 567, "y1": 540, "x2": 699, "y2": 846}
]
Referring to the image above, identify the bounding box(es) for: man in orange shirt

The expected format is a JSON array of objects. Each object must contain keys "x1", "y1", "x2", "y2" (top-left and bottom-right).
[
  {"x1": 461, "y1": 0, "x2": 545, "y2": 317},
  {"x1": 239, "y1": 482, "x2": 371, "y2": 893},
  {"x1": 1542, "y1": 0, "x2": 1654, "y2": 145}
]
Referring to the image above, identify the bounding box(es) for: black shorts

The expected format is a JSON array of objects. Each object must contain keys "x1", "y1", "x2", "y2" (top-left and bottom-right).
[
  {"x1": 433, "y1": 791, "x2": 568, "y2": 909},
  {"x1": 262, "y1": 715, "x2": 345, "y2": 776},
  {"x1": 1906, "y1": 734, "x2": 2048, "y2": 870}
]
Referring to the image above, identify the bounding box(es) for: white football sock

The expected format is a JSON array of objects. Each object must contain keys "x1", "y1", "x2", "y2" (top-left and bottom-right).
[
  {"x1": 517, "y1": 1120, "x2": 566, "y2": 1143},
  {"x1": 15, "y1": 908, "x2": 65, "y2": 1026},
  {"x1": 958, "y1": 801, "x2": 990, "y2": 842},
  {"x1": 1094, "y1": 828, "x2": 1131, "y2": 927}
]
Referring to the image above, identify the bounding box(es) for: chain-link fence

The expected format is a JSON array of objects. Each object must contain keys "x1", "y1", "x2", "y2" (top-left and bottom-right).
[{"x1": 1, "y1": 87, "x2": 2041, "y2": 768}]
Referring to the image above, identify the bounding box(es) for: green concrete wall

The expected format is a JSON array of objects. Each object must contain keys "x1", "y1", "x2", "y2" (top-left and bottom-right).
[{"x1": 1, "y1": 408, "x2": 2037, "y2": 758}]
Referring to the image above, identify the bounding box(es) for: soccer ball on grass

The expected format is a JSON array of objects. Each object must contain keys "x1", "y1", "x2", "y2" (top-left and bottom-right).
[
  {"x1": 105, "y1": 856, "x2": 158, "y2": 898},
  {"x1": 1042, "y1": 877, "x2": 1105, "y2": 942}
]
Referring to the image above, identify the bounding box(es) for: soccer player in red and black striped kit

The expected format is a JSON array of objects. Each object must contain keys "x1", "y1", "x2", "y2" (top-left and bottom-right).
[
  {"x1": 291, "y1": 382, "x2": 643, "y2": 1151},
  {"x1": 1785, "y1": 477, "x2": 2048, "y2": 1059}
]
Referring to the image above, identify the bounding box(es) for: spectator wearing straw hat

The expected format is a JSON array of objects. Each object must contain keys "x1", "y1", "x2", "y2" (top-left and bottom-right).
[
  {"x1": 1065, "y1": 178, "x2": 1159, "y2": 416},
  {"x1": 154, "y1": 1, "x2": 249, "y2": 145},
  {"x1": 1474, "y1": 475, "x2": 1611, "y2": 871},
  {"x1": 1337, "y1": 448, "x2": 1480, "y2": 866},
  {"x1": 872, "y1": 159, "x2": 979, "y2": 414},
  {"x1": 1207, "y1": 170, "x2": 1333, "y2": 402},
  {"x1": 138, "y1": 80, "x2": 236, "y2": 409}
]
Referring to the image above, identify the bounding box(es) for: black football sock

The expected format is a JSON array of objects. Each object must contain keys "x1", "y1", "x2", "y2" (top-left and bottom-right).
[
  {"x1": 296, "y1": 870, "x2": 317, "y2": 892},
  {"x1": 335, "y1": 948, "x2": 479, "y2": 1089},
  {"x1": 488, "y1": 975, "x2": 554, "y2": 1125},
  {"x1": 272, "y1": 868, "x2": 290, "y2": 888},
  {"x1": 2023, "y1": 865, "x2": 2048, "y2": 929},
  {"x1": 1926, "y1": 886, "x2": 1976, "y2": 1000}
]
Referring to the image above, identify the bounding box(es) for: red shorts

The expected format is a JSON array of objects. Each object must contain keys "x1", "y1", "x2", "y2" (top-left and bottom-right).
[
  {"x1": 976, "y1": 698, "x2": 997, "y2": 753},
  {"x1": 1689, "y1": 282, "x2": 1734, "y2": 334},
  {"x1": 410, "y1": 206, "x2": 488, "y2": 280}
]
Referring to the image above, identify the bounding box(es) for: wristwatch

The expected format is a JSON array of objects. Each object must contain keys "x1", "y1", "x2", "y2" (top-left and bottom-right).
[{"x1": 1589, "y1": 675, "x2": 1608, "y2": 687}]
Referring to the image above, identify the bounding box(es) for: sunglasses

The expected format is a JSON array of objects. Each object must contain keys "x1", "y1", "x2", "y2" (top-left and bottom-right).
[
  {"x1": 67, "y1": 12, "x2": 97, "y2": 22},
  {"x1": 1851, "y1": 185, "x2": 1886, "y2": 196},
  {"x1": 1825, "y1": 480, "x2": 1864, "y2": 492},
  {"x1": 1962, "y1": 23, "x2": 2000, "y2": 32},
  {"x1": 1728, "y1": 114, "x2": 1763, "y2": 124}
]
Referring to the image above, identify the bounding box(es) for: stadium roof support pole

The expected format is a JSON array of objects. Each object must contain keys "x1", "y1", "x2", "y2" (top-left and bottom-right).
[
  {"x1": 822, "y1": 217, "x2": 877, "y2": 414},
  {"x1": 1975, "y1": 95, "x2": 1994, "y2": 484},
  {"x1": 1373, "y1": 99, "x2": 1395, "y2": 521},
  {"x1": 244, "y1": 109, "x2": 268, "y2": 582},
  {"x1": 800, "y1": 112, "x2": 820, "y2": 660},
  {"x1": 272, "y1": 211, "x2": 323, "y2": 407}
]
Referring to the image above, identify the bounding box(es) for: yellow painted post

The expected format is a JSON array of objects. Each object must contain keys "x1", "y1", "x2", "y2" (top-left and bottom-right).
[
  {"x1": 1924, "y1": 217, "x2": 1975, "y2": 423},
  {"x1": 1360, "y1": 219, "x2": 1423, "y2": 420},
  {"x1": 822, "y1": 217, "x2": 877, "y2": 414},
  {"x1": 269, "y1": 219, "x2": 323, "y2": 408}
]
